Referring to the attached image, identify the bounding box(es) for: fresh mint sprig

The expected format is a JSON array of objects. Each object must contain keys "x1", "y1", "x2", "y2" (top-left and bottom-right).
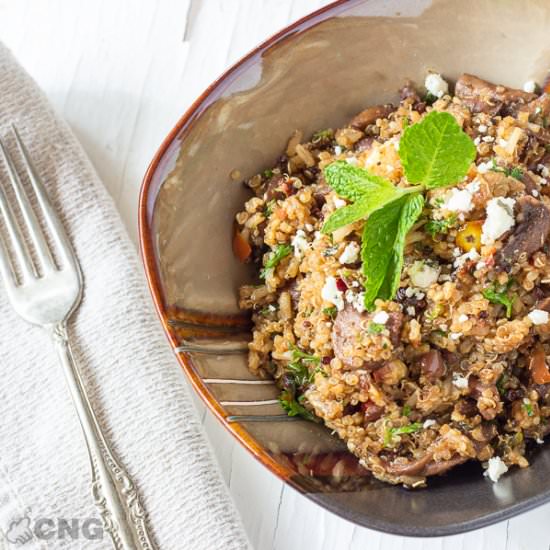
[{"x1": 320, "y1": 111, "x2": 475, "y2": 307}]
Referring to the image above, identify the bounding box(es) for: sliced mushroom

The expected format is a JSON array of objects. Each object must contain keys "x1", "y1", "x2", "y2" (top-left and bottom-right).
[
  {"x1": 455, "y1": 74, "x2": 536, "y2": 116},
  {"x1": 349, "y1": 104, "x2": 394, "y2": 130},
  {"x1": 495, "y1": 196, "x2": 550, "y2": 270}
]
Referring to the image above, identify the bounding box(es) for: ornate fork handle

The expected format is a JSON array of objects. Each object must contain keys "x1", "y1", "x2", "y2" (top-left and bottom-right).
[{"x1": 52, "y1": 323, "x2": 156, "y2": 550}]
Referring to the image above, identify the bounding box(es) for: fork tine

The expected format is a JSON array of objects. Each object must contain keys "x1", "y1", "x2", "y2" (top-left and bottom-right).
[
  {"x1": 0, "y1": 232, "x2": 17, "y2": 290},
  {"x1": 0, "y1": 138, "x2": 55, "y2": 273},
  {"x1": 0, "y1": 142, "x2": 36, "y2": 281},
  {"x1": 11, "y1": 126, "x2": 76, "y2": 270}
]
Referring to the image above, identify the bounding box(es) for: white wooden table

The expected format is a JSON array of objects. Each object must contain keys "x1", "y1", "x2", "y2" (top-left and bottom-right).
[{"x1": 0, "y1": 1, "x2": 548, "y2": 548}]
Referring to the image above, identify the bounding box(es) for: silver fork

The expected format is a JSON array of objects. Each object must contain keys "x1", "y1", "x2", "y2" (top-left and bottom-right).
[{"x1": 0, "y1": 126, "x2": 156, "y2": 550}]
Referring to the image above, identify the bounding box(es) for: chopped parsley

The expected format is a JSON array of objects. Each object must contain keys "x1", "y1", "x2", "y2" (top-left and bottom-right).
[
  {"x1": 482, "y1": 281, "x2": 515, "y2": 318},
  {"x1": 322, "y1": 306, "x2": 337, "y2": 319},
  {"x1": 278, "y1": 390, "x2": 316, "y2": 421},
  {"x1": 384, "y1": 422, "x2": 423, "y2": 447},
  {"x1": 291, "y1": 346, "x2": 320, "y2": 365},
  {"x1": 263, "y1": 168, "x2": 274, "y2": 179},
  {"x1": 425, "y1": 214, "x2": 458, "y2": 237},
  {"x1": 490, "y1": 159, "x2": 523, "y2": 181},
  {"x1": 523, "y1": 400, "x2": 534, "y2": 417},
  {"x1": 424, "y1": 92, "x2": 438, "y2": 105},
  {"x1": 312, "y1": 128, "x2": 334, "y2": 143},
  {"x1": 402, "y1": 404, "x2": 411, "y2": 417},
  {"x1": 368, "y1": 322, "x2": 385, "y2": 334},
  {"x1": 496, "y1": 373, "x2": 509, "y2": 396},
  {"x1": 260, "y1": 244, "x2": 292, "y2": 278},
  {"x1": 264, "y1": 199, "x2": 276, "y2": 217}
]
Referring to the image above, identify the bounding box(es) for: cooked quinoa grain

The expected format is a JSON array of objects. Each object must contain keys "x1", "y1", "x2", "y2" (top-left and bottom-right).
[{"x1": 235, "y1": 73, "x2": 550, "y2": 487}]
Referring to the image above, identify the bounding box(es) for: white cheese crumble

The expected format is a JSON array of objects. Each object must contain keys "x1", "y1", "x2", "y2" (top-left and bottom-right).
[
  {"x1": 528, "y1": 309, "x2": 549, "y2": 325},
  {"x1": 450, "y1": 332, "x2": 462, "y2": 340},
  {"x1": 482, "y1": 135, "x2": 495, "y2": 143},
  {"x1": 334, "y1": 197, "x2": 347, "y2": 209},
  {"x1": 406, "y1": 306, "x2": 416, "y2": 316},
  {"x1": 372, "y1": 311, "x2": 389, "y2": 325},
  {"x1": 454, "y1": 248, "x2": 480, "y2": 269},
  {"x1": 481, "y1": 197, "x2": 516, "y2": 245},
  {"x1": 423, "y1": 419, "x2": 437, "y2": 429},
  {"x1": 345, "y1": 156, "x2": 359, "y2": 166},
  {"x1": 538, "y1": 163, "x2": 550, "y2": 178},
  {"x1": 321, "y1": 276, "x2": 344, "y2": 311},
  {"x1": 345, "y1": 290, "x2": 366, "y2": 313},
  {"x1": 408, "y1": 261, "x2": 440, "y2": 288},
  {"x1": 444, "y1": 188, "x2": 474, "y2": 212},
  {"x1": 478, "y1": 124, "x2": 488, "y2": 133},
  {"x1": 484, "y1": 456, "x2": 508, "y2": 483},
  {"x1": 523, "y1": 80, "x2": 537, "y2": 94},
  {"x1": 425, "y1": 73, "x2": 449, "y2": 98},
  {"x1": 477, "y1": 160, "x2": 493, "y2": 174},
  {"x1": 339, "y1": 242, "x2": 360, "y2": 265},
  {"x1": 458, "y1": 314, "x2": 469, "y2": 323},
  {"x1": 452, "y1": 373, "x2": 469, "y2": 389},
  {"x1": 291, "y1": 229, "x2": 309, "y2": 258},
  {"x1": 334, "y1": 145, "x2": 343, "y2": 155}
]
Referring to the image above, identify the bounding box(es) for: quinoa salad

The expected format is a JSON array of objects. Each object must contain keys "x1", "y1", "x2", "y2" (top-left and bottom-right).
[{"x1": 233, "y1": 72, "x2": 550, "y2": 487}]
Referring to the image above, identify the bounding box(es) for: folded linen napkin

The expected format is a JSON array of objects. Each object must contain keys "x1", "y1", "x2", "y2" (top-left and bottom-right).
[{"x1": 0, "y1": 43, "x2": 249, "y2": 549}]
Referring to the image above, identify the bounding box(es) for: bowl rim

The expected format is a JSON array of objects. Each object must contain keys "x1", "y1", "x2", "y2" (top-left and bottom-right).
[{"x1": 138, "y1": 0, "x2": 550, "y2": 536}]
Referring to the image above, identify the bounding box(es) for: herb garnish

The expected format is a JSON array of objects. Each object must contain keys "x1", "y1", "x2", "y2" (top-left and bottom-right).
[
  {"x1": 402, "y1": 404, "x2": 412, "y2": 417},
  {"x1": 368, "y1": 322, "x2": 385, "y2": 334},
  {"x1": 490, "y1": 159, "x2": 523, "y2": 180},
  {"x1": 312, "y1": 128, "x2": 334, "y2": 143},
  {"x1": 425, "y1": 214, "x2": 458, "y2": 237},
  {"x1": 321, "y1": 111, "x2": 475, "y2": 309},
  {"x1": 482, "y1": 281, "x2": 515, "y2": 318},
  {"x1": 323, "y1": 306, "x2": 337, "y2": 319},
  {"x1": 523, "y1": 400, "x2": 534, "y2": 417},
  {"x1": 260, "y1": 244, "x2": 292, "y2": 278},
  {"x1": 384, "y1": 422, "x2": 423, "y2": 447},
  {"x1": 278, "y1": 390, "x2": 316, "y2": 421}
]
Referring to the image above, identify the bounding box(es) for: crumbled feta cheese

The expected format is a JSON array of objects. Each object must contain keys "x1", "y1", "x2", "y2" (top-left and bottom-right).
[
  {"x1": 484, "y1": 456, "x2": 508, "y2": 483},
  {"x1": 423, "y1": 419, "x2": 437, "y2": 429},
  {"x1": 334, "y1": 197, "x2": 346, "y2": 209},
  {"x1": 532, "y1": 189, "x2": 540, "y2": 197},
  {"x1": 477, "y1": 160, "x2": 493, "y2": 174},
  {"x1": 339, "y1": 242, "x2": 360, "y2": 265},
  {"x1": 454, "y1": 248, "x2": 480, "y2": 269},
  {"x1": 478, "y1": 124, "x2": 488, "y2": 133},
  {"x1": 481, "y1": 197, "x2": 516, "y2": 245},
  {"x1": 538, "y1": 163, "x2": 550, "y2": 178},
  {"x1": 372, "y1": 311, "x2": 389, "y2": 325},
  {"x1": 476, "y1": 260, "x2": 486, "y2": 270},
  {"x1": 528, "y1": 309, "x2": 549, "y2": 325},
  {"x1": 409, "y1": 261, "x2": 441, "y2": 288},
  {"x1": 305, "y1": 223, "x2": 314, "y2": 232},
  {"x1": 458, "y1": 314, "x2": 469, "y2": 323},
  {"x1": 345, "y1": 156, "x2": 359, "y2": 166},
  {"x1": 425, "y1": 73, "x2": 449, "y2": 98},
  {"x1": 465, "y1": 179, "x2": 480, "y2": 194},
  {"x1": 406, "y1": 306, "x2": 416, "y2": 316},
  {"x1": 415, "y1": 291, "x2": 425, "y2": 300},
  {"x1": 444, "y1": 188, "x2": 474, "y2": 213},
  {"x1": 453, "y1": 373, "x2": 469, "y2": 389},
  {"x1": 523, "y1": 80, "x2": 537, "y2": 94},
  {"x1": 405, "y1": 287, "x2": 415, "y2": 298},
  {"x1": 536, "y1": 437, "x2": 544, "y2": 444},
  {"x1": 482, "y1": 135, "x2": 495, "y2": 143},
  {"x1": 334, "y1": 145, "x2": 343, "y2": 155},
  {"x1": 321, "y1": 276, "x2": 344, "y2": 311},
  {"x1": 345, "y1": 290, "x2": 365, "y2": 313},
  {"x1": 291, "y1": 229, "x2": 309, "y2": 258},
  {"x1": 498, "y1": 138, "x2": 508, "y2": 148},
  {"x1": 450, "y1": 332, "x2": 462, "y2": 340},
  {"x1": 473, "y1": 136, "x2": 481, "y2": 146}
]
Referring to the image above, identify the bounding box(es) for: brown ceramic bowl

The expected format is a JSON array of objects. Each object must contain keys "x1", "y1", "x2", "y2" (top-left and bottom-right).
[{"x1": 139, "y1": 0, "x2": 550, "y2": 536}]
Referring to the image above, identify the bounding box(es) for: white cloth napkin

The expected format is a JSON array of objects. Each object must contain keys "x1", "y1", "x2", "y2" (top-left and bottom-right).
[{"x1": 0, "y1": 43, "x2": 249, "y2": 549}]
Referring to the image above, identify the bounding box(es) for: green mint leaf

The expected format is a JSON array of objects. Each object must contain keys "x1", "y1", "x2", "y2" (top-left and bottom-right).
[
  {"x1": 322, "y1": 306, "x2": 337, "y2": 319},
  {"x1": 377, "y1": 194, "x2": 425, "y2": 303},
  {"x1": 361, "y1": 196, "x2": 407, "y2": 309},
  {"x1": 321, "y1": 185, "x2": 400, "y2": 234},
  {"x1": 399, "y1": 111, "x2": 476, "y2": 188},
  {"x1": 402, "y1": 405, "x2": 411, "y2": 417},
  {"x1": 324, "y1": 161, "x2": 394, "y2": 202},
  {"x1": 291, "y1": 346, "x2": 320, "y2": 364}
]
